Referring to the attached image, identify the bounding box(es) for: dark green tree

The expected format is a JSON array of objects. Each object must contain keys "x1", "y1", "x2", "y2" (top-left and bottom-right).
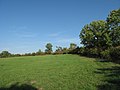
[
  {"x1": 31, "y1": 52, "x2": 36, "y2": 56},
  {"x1": 45, "y1": 43, "x2": 53, "y2": 54},
  {"x1": 0, "y1": 51, "x2": 11, "y2": 58},
  {"x1": 55, "y1": 46, "x2": 63, "y2": 54},
  {"x1": 107, "y1": 9, "x2": 120, "y2": 46},
  {"x1": 36, "y1": 49, "x2": 43, "y2": 55},
  {"x1": 69, "y1": 43, "x2": 77, "y2": 50},
  {"x1": 62, "y1": 47, "x2": 68, "y2": 54},
  {"x1": 80, "y1": 20, "x2": 112, "y2": 50}
]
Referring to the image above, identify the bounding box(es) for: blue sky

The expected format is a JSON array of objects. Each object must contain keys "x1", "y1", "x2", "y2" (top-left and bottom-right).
[{"x1": 0, "y1": 0, "x2": 120, "y2": 54}]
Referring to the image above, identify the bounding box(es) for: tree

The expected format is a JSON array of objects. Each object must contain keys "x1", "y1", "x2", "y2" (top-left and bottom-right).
[
  {"x1": 80, "y1": 20, "x2": 112, "y2": 50},
  {"x1": 45, "y1": 43, "x2": 53, "y2": 54},
  {"x1": 107, "y1": 9, "x2": 120, "y2": 46},
  {"x1": 14, "y1": 54, "x2": 21, "y2": 57},
  {"x1": 31, "y1": 52, "x2": 36, "y2": 56},
  {"x1": 0, "y1": 51, "x2": 11, "y2": 58},
  {"x1": 62, "y1": 47, "x2": 68, "y2": 54},
  {"x1": 55, "y1": 46, "x2": 63, "y2": 54},
  {"x1": 68, "y1": 46, "x2": 80, "y2": 54},
  {"x1": 69, "y1": 43, "x2": 77, "y2": 50},
  {"x1": 36, "y1": 49, "x2": 43, "y2": 55}
]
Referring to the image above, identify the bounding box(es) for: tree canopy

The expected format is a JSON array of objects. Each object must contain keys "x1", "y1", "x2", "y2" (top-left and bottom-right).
[
  {"x1": 69, "y1": 43, "x2": 77, "y2": 50},
  {"x1": 80, "y1": 20, "x2": 111, "y2": 50},
  {"x1": 45, "y1": 43, "x2": 53, "y2": 54},
  {"x1": 80, "y1": 9, "x2": 120, "y2": 50},
  {"x1": 107, "y1": 9, "x2": 120, "y2": 46},
  {"x1": 0, "y1": 51, "x2": 11, "y2": 58}
]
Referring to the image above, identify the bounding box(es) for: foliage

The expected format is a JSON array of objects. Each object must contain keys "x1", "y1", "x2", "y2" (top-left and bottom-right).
[
  {"x1": 14, "y1": 54, "x2": 21, "y2": 57},
  {"x1": 69, "y1": 43, "x2": 77, "y2": 50},
  {"x1": 80, "y1": 20, "x2": 111, "y2": 50},
  {"x1": 54, "y1": 47, "x2": 70, "y2": 54},
  {"x1": 54, "y1": 46, "x2": 63, "y2": 54},
  {"x1": 36, "y1": 49, "x2": 44, "y2": 55},
  {"x1": 45, "y1": 43, "x2": 53, "y2": 54},
  {"x1": 79, "y1": 9, "x2": 120, "y2": 62},
  {"x1": 62, "y1": 47, "x2": 69, "y2": 54},
  {"x1": 68, "y1": 47, "x2": 80, "y2": 54},
  {"x1": 88, "y1": 48, "x2": 99, "y2": 57},
  {"x1": 79, "y1": 47, "x2": 99, "y2": 58},
  {"x1": 31, "y1": 52, "x2": 36, "y2": 56},
  {"x1": 79, "y1": 47, "x2": 85, "y2": 55},
  {"x1": 100, "y1": 49, "x2": 110, "y2": 60},
  {"x1": 0, "y1": 51, "x2": 11, "y2": 58},
  {"x1": 109, "y1": 46, "x2": 120, "y2": 62},
  {"x1": 107, "y1": 9, "x2": 120, "y2": 46}
]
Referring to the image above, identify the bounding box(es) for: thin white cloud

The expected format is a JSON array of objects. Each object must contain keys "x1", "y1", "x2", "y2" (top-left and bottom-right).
[
  {"x1": 15, "y1": 32, "x2": 38, "y2": 38},
  {"x1": 48, "y1": 32, "x2": 64, "y2": 37},
  {"x1": 57, "y1": 38, "x2": 80, "y2": 44},
  {"x1": 10, "y1": 26, "x2": 28, "y2": 32},
  {"x1": 49, "y1": 33, "x2": 60, "y2": 37},
  {"x1": 17, "y1": 26, "x2": 27, "y2": 30},
  {"x1": 10, "y1": 26, "x2": 38, "y2": 38}
]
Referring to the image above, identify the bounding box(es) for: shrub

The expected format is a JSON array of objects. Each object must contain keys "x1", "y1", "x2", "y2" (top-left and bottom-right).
[
  {"x1": 100, "y1": 49, "x2": 110, "y2": 60},
  {"x1": 0, "y1": 51, "x2": 11, "y2": 58},
  {"x1": 110, "y1": 46, "x2": 120, "y2": 62},
  {"x1": 68, "y1": 47, "x2": 80, "y2": 54},
  {"x1": 79, "y1": 47, "x2": 99, "y2": 58},
  {"x1": 88, "y1": 48, "x2": 99, "y2": 57},
  {"x1": 79, "y1": 47, "x2": 85, "y2": 55}
]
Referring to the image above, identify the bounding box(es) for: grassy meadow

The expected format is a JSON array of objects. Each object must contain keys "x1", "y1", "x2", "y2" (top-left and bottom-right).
[{"x1": 0, "y1": 54, "x2": 120, "y2": 90}]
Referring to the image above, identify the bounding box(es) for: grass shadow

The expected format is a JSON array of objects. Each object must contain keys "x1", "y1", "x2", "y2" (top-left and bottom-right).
[
  {"x1": 95, "y1": 58, "x2": 110, "y2": 62},
  {"x1": 95, "y1": 66, "x2": 120, "y2": 90},
  {"x1": 0, "y1": 82, "x2": 38, "y2": 90}
]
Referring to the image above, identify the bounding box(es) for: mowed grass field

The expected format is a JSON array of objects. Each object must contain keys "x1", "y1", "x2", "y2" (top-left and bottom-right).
[{"x1": 0, "y1": 54, "x2": 120, "y2": 90}]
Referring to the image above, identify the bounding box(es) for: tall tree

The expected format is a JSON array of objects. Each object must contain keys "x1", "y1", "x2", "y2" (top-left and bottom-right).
[
  {"x1": 45, "y1": 43, "x2": 53, "y2": 54},
  {"x1": 80, "y1": 20, "x2": 112, "y2": 50},
  {"x1": 69, "y1": 43, "x2": 77, "y2": 50},
  {"x1": 0, "y1": 51, "x2": 11, "y2": 58},
  {"x1": 36, "y1": 49, "x2": 43, "y2": 55},
  {"x1": 107, "y1": 9, "x2": 120, "y2": 46},
  {"x1": 55, "y1": 46, "x2": 63, "y2": 54},
  {"x1": 62, "y1": 47, "x2": 68, "y2": 54}
]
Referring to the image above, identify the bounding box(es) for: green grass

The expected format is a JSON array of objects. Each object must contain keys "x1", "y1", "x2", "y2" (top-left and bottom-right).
[{"x1": 0, "y1": 54, "x2": 119, "y2": 90}]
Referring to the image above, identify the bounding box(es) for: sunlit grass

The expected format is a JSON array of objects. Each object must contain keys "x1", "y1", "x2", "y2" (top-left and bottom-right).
[{"x1": 0, "y1": 54, "x2": 119, "y2": 90}]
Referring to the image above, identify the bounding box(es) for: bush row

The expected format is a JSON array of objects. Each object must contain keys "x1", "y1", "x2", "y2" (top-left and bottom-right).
[
  {"x1": 77, "y1": 46, "x2": 120, "y2": 63},
  {"x1": 110, "y1": 46, "x2": 120, "y2": 62}
]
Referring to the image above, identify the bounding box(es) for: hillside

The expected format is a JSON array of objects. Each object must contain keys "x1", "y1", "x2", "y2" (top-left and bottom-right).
[{"x1": 0, "y1": 55, "x2": 119, "y2": 90}]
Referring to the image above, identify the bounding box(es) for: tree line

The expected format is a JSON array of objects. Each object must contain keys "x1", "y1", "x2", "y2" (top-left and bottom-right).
[{"x1": 0, "y1": 43, "x2": 77, "y2": 58}]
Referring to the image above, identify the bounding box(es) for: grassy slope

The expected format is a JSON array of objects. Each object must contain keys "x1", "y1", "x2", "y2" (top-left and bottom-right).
[{"x1": 0, "y1": 54, "x2": 119, "y2": 90}]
